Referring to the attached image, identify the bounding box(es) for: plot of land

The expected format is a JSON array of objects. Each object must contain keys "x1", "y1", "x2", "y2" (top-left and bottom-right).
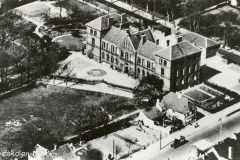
[
  {"x1": 54, "y1": 35, "x2": 86, "y2": 51},
  {"x1": 185, "y1": 90, "x2": 211, "y2": 102},
  {"x1": 88, "y1": 126, "x2": 161, "y2": 159}
]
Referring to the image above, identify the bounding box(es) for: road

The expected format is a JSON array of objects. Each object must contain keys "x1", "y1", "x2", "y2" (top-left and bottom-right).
[{"x1": 125, "y1": 101, "x2": 240, "y2": 160}]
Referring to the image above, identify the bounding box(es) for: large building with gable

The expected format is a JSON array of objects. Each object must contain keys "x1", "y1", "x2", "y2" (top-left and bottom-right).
[{"x1": 85, "y1": 13, "x2": 220, "y2": 91}]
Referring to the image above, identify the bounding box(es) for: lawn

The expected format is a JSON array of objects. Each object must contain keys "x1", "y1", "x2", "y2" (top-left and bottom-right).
[
  {"x1": 0, "y1": 85, "x2": 135, "y2": 131},
  {"x1": 54, "y1": 35, "x2": 86, "y2": 51},
  {"x1": 184, "y1": 89, "x2": 212, "y2": 102}
]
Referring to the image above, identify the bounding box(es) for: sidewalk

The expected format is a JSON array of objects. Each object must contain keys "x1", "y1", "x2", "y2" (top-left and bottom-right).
[
  {"x1": 42, "y1": 79, "x2": 133, "y2": 98},
  {"x1": 123, "y1": 100, "x2": 240, "y2": 160}
]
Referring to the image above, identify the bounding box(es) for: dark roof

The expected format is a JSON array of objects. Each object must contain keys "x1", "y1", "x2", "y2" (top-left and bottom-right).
[
  {"x1": 102, "y1": 26, "x2": 128, "y2": 46},
  {"x1": 137, "y1": 40, "x2": 162, "y2": 60},
  {"x1": 155, "y1": 41, "x2": 201, "y2": 61},
  {"x1": 182, "y1": 32, "x2": 219, "y2": 48},
  {"x1": 130, "y1": 29, "x2": 155, "y2": 50},
  {"x1": 207, "y1": 152, "x2": 219, "y2": 160},
  {"x1": 142, "y1": 106, "x2": 162, "y2": 120},
  {"x1": 152, "y1": 24, "x2": 171, "y2": 33},
  {"x1": 218, "y1": 48, "x2": 240, "y2": 65},
  {"x1": 160, "y1": 92, "x2": 193, "y2": 114},
  {"x1": 86, "y1": 13, "x2": 121, "y2": 31}
]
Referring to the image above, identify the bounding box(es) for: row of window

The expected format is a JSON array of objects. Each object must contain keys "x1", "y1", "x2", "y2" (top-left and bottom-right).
[
  {"x1": 102, "y1": 52, "x2": 119, "y2": 64},
  {"x1": 102, "y1": 41, "x2": 118, "y2": 54},
  {"x1": 121, "y1": 51, "x2": 133, "y2": 62},
  {"x1": 90, "y1": 29, "x2": 97, "y2": 36},
  {"x1": 123, "y1": 40, "x2": 133, "y2": 50},
  {"x1": 137, "y1": 68, "x2": 151, "y2": 77},
  {"x1": 176, "y1": 64, "x2": 198, "y2": 77},
  {"x1": 158, "y1": 58, "x2": 167, "y2": 66},
  {"x1": 176, "y1": 75, "x2": 197, "y2": 86},
  {"x1": 137, "y1": 57, "x2": 155, "y2": 69}
]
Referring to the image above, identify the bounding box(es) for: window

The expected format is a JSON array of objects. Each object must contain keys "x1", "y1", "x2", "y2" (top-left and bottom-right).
[
  {"x1": 125, "y1": 52, "x2": 128, "y2": 60},
  {"x1": 161, "y1": 68, "x2": 164, "y2": 75},
  {"x1": 111, "y1": 56, "x2": 114, "y2": 63},
  {"x1": 164, "y1": 60, "x2": 167, "y2": 66},
  {"x1": 159, "y1": 58, "x2": 162, "y2": 64},
  {"x1": 111, "y1": 45, "x2": 115, "y2": 53},
  {"x1": 181, "y1": 79, "x2": 184, "y2": 85},
  {"x1": 124, "y1": 41, "x2": 127, "y2": 48},
  {"x1": 137, "y1": 57, "x2": 141, "y2": 65},
  {"x1": 176, "y1": 70, "x2": 178, "y2": 77},
  {"x1": 193, "y1": 75, "x2": 197, "y2": 81},
  {"x1": 188, "y1": 77, "x2": 191, "y2": 83},
  {"x1": 138, "y1": 68, "x2": 140, "y2": 73},
  {"x1": 90, "y1": 29, "x2": 93, "y2": 35},
  {"x1": 120, "y1": 63, "x2": 123, "y2": 68},
  {"x1": 142, "y1": 59, "x2": 145, "y2": 67},
  {"x1": 142, "y1": 70, "x2": 145, "y2": 76},
  {"x1": 121, "y1": 51, "x2": 124, "y2": 57},
  {"x1": 167, "y1": 40, "x2": 170, "y2": 46},
  {"x1": 102, "y1": 42, "x2": 105, "y2": 49},
  {"x1": 156, "y1": 39, "x2": 159, "y2": 45},
  {"x1": 182, "y1": 68, "x2": 185, "y2": 75},
  {"x1": 147, "y1": 61, "x2": 150, "y2": 68},
  {"x1": 188, "y1": 66, "x2": 191, "y2": 73},
  {"x1": 106, "y1": 54, "x2": 109, "y2": 61},
  {"x1": 94, "y1": 31, "x2": 97, "y2": 36},
  {"x1": 102, "y1": 52, "x2": 105, "y2": 59},
  {"x1": 130, "y1": 54, "x2": 132, "y2": 62},
  {"x1": 194, "y1": 64, "x2": 198, "y2": 71},
  {"x1": 147, "y1": 72, "x2": 150, "y2": 76},
  {"x1": 115, "y1": 58, "x2": 119, "y2": 64},
  {"x1": 175, "y1": 81, "x2": 178, "y2": 87},
  {"x1": 107, "y1": 43, "x2": 109, "y2": 51},
  {"x1": 92, "y1": 38, "x2": 95, "y2": 45},
  {"x1": 152, "y1": 63, "x2": 155, "y2": 70},
  {"x1": 178, "y1": 37, "x2": 182, "y2": 43}
]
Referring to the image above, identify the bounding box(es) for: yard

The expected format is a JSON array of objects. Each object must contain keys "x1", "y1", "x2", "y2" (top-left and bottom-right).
[
  {"x1": 0, "y1": 85, "x2": 135, "y2": 136},
  {"x1": 184, "y1": 90, "x2": 212, "y2": 102},
  {"x1": 53, "y1": 35, "x2": 86, "y2": 51},
  {"x1": 87, "y1": 125, "x2": 162, "y2": 159}
]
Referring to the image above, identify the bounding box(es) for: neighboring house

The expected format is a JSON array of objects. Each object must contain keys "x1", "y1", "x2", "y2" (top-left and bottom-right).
[
  {"x1": 182, "y1": 32, "x2": 220, "y2": 59},
  {"x1": 160, "y1": 92, "x2": 197, "y2": 125},
  {"x1": 28, "y1": 143, "x2": 80, "y2": 160},
  {"x1": 85, "y1": 13, "x2": 220, "y2": 91},
  {"x1": 138, "y1": 92, "x2": 197, "y2": 133},
  {"x1": 193, "y1": 135, "x2": 240, "y2": 160}
]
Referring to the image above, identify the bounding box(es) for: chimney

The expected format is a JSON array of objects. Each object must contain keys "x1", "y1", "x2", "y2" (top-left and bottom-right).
[
  {"x1": 53, "y1": 144, "x2": 57, "y2": 150},
  {"x1": 121, "y1": 13, "x2": 127, "y2": 23},
  {"x1": 119, "y1": 23, "x2": 123, "y2": 30},
  {"x1": 108, "y1": 17, "x2": 113, "y2": 28},
  {"x1": 141, "y1": 34, "x2": 147, "y2": 45},
  {"x1": 228, "y1": 146, "x2": 233, "y2": 159}
]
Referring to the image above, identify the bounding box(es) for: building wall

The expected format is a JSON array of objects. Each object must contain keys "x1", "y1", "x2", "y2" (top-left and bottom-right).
[
  {"x1": 86, "y1": 27, "x2": 102, "y2": 62},
  {"x1": 170, "y1": 52, "x2": 201, "y2": 91},
  {"x1": 136, "y1": 54, "x2": 155, "y2": 77}
]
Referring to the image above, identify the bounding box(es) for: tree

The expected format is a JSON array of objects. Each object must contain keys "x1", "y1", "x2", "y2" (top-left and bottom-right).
[
  {"x1": 114, "y1": 144, "x2": 123, "y2": 160},
  {"x1": 218, "y1": 11, "x2": 239, "y2": 48},
  {"x1": 41, "y1": 8, "x2": 51, "y2": 23},
  {"x1": 182, "y1": 0, "x2": 206, "y2": 32},
  {"x1": 133, "y1": 74, "x2": 164, "y2": 107},
  {"x1": 161, "y1": 0, "x2": 179, "y2": 21},
  {"x1": 83, "y1": 148, "x2": 103, "y2": 160}
]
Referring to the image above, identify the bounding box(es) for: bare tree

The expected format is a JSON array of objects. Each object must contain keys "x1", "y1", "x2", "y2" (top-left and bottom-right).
[{"x1": 115, "y1": 144, "x2": 123, "y2": 160}]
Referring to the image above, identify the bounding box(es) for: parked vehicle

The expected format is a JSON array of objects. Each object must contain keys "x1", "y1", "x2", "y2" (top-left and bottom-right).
[{"x1": 171, "y1": 136, "x2": 188, "y2": 148}]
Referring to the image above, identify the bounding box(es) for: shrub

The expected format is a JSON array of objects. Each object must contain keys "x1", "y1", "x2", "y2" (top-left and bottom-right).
[{"x1": 72, "y1": 30, "x2": 81, "y2": 37}]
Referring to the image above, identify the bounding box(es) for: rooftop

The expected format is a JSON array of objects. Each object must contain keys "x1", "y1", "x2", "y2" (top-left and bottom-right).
[
  {"x1": 160, "y1": 92, "x2": 193, "y2": 114},
  {"x1": 152, "y1": 23, "x2": 171, "y2": 33},
  {"x1": 218, "y1": 48, "x2": 240, "y2": 65},
  {"x1": 142, "y1": 106, "x2": 162, "y2": 120},
  {"x1": 193, "y1": 139, "x2": 215, "y2": 152},
  {"x1": 102, "y1": 26, "x2": 128, "y2": 46},
  {"x1": 182, "y1": 32, "x2": 219, "y2": 48},
  {"x1": 137, "y1": 40, "x2": 162, "y2": 60},
  {"x1": 130, "y1": 29, "x2": 155, "y2": 50},
  {"x1": 155, "y1": 41, "x2": 201, "y2": 61}
]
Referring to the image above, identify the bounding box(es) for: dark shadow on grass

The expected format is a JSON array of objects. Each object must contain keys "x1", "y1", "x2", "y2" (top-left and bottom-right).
[
  {"x1": 196, "y1": 111, "x2": 205, "y2": 121},
  {"x1": 201, "y1": 65, "x2": 221, "y2": 82}
]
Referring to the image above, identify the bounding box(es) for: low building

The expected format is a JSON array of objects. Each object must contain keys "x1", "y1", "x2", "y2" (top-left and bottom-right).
[
  {"x1": 217, "y1": 48, "x2": 240, "y2": 66},
  {"x1": 182, "y1": 32, "x2": 220, "y2": 59}
]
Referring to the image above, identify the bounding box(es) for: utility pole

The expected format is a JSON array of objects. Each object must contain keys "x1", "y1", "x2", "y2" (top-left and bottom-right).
[
  {"x1": 113, "y1": 140, "x2": 115, "y2": 159},
  {"x1": 160, "y1": 130, "x2": 162, "y2": 150},
  {"x1": 219, "y1": 118, "x2": 222, "y2": 141}
]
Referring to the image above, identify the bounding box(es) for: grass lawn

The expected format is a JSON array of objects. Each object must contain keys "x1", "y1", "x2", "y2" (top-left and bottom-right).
[
  {"x1": 54, "y1": 35, "x2": 85, "y2": 51},
  {"x1": 184, "y1": 89, "x2": 212, "y2": 102},
  {"x1": 0, "y1": 85, "x2": 135, "y2": 128}
]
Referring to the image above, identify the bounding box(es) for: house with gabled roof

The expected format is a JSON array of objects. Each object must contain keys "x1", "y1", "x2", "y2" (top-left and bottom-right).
[{"x1": 85, "y1": 12, "x2": 222, "y2": 91}]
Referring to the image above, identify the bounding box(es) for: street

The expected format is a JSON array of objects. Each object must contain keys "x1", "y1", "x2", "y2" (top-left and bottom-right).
[{"x1": 125, "y1": 101, "x2": 240, "y2": 160}]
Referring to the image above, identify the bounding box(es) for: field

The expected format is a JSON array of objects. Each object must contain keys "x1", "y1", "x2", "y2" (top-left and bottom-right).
[
  {"x1": 0, "y1": 85, "x2": 135, "y2": 128},
  {"x1": 184, "y1": 89, "x2": 212, "y2": 102},
  {"x1": 54, "y1": 35, "x2": 86, "y2": 51}
]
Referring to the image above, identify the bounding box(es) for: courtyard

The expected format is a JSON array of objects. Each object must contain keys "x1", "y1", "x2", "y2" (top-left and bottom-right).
[
  {"x1": 86, "y1": 125, "x2": 164, "y2": 159},
  {"x1": 201, "y1": 55, "x2": 240, "y2": 94},
  {"x1": 56, "y1": 52, "x2": 138, "y2": 89}
]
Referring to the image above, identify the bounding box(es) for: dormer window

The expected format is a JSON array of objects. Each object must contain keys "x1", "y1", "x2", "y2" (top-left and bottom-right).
[
  {"x1": 90, "y1": 29, "x2": 93, "y2": 35},
  {"x1": 178, "y1": 37, "x2": 182, "y2": 43},
  {"x1": 156, "y1": 39, "x2": 159, "y2": 45},
  {"x1": 167, "y1": 40, "x2": 170, "y2": 47},
  {"x1": 94, "y1": 31, "x2": 97, "y2": 36}
]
